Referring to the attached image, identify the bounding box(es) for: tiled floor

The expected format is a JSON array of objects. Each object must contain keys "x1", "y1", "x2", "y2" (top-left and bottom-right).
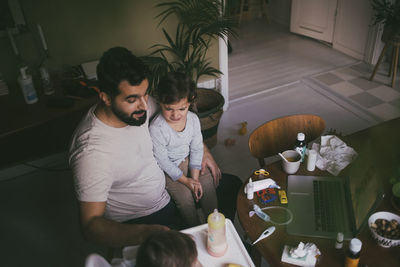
[{"x1": 312, "y1": 63, "x2": 400, "y2": 121}]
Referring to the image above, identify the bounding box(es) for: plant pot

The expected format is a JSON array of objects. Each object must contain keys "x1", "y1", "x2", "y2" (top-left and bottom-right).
[{"x1": 194, "y1": 88, "x2": 225, "y2": 149}]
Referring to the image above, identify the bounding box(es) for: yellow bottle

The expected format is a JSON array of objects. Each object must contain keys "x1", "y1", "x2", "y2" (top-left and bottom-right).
[{"x1": 207, "y1": 209, "x2": 228, "y2": 257}]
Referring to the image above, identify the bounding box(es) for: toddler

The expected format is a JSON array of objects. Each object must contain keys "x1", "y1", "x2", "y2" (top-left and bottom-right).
[{"x1": 149, "y1": 72, "x2": 218, "y2": 227}]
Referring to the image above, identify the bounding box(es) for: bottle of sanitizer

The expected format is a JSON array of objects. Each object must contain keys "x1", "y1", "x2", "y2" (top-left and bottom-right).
[
  {"x1": 18, "y1": 66, "x2": 38, "y2": 104},
  {"x1": 207, "y1": 209, "x2": 227, "y2": 257}
]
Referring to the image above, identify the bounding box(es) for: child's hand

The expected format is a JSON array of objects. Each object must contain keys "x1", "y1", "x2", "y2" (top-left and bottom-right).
[
  {"x1": 179, "y1": 176, "x2": 202, "y2": 200},
  {"x1": 193, "y1": 183, "x2": 203, "y2": 202}
]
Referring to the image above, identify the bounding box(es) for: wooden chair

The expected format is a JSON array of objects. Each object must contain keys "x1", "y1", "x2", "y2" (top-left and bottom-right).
[{"x1": 249, "y1": 114, "x2": 326, "y2": 167}]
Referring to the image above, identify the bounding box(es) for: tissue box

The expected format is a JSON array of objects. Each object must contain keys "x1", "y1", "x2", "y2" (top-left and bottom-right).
[{"x1": 281, "y1": 245, "x2": 317, "y2": 267}]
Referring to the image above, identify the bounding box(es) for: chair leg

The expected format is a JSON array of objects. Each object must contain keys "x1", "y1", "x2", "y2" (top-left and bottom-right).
[
  {"x1": 391, "y1": 46, "x2": 399, "y2": 88},
  {"x1": 261, "y1": 0, "x2": 269, "y2": 23},
  {"x1": 370, "y1": 43, "x2": 389, "y2": 81},
  {"x1": 389, "y1": 46, "x2": 395, "y2": 77},
  {"x1": 238, "y1": 0, "x2": 245, "y2": 27}
]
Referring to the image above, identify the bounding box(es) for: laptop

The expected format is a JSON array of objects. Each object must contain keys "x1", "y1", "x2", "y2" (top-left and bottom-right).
[{"x1": 286, "y1": 151, "x2": 384, "y2": 239}]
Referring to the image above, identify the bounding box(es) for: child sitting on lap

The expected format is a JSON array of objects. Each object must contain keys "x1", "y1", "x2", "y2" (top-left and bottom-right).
[{"x1": 149, "y1": 72, "x2": 218, "y2": 227}]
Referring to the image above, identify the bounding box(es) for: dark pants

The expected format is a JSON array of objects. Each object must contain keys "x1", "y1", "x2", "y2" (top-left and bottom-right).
[
  {"x1": 123, "y1": 200, "x2": 183, "y2": 229},
  {"x1": 124, "y1": 173, "x2": 242, "y2": 228},
  {"x1": 216, "y1": 173, "x2": 243, "y2": 222}
]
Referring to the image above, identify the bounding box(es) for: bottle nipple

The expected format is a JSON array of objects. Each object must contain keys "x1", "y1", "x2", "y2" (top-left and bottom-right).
[{"x1": 213, "y1": 209, "x2": 220, "y2": 221}]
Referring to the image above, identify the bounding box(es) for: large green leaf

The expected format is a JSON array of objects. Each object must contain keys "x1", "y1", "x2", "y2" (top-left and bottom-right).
[{"x1": 145, "y1": 0, "x2": 238, "y2": 89}]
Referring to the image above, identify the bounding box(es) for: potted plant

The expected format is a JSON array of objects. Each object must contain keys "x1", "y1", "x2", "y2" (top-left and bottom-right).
[
  {"x1": 371, "y1": 0, "x2": 400, "y2": 42},
  {"x1": 141, "y1": 0, "x2": 237, "y2": 148}
]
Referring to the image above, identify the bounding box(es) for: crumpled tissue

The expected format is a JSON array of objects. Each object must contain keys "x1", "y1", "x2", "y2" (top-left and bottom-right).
[
  {"x1": 311, "y1": 135, "x2": 357, "y2": 176},
  {"x1": 281, "y1": 242, "x2": 321, "y2": 266}
]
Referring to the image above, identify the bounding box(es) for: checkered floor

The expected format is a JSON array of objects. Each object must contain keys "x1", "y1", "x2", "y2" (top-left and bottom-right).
[{"x1": 312, "y1": 62, "x2": 400, "y2": 121}]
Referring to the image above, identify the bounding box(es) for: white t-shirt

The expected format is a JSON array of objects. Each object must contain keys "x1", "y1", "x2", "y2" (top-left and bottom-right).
[{"x1": 69, "y1": 100, "x2": 170, "y2": 222}]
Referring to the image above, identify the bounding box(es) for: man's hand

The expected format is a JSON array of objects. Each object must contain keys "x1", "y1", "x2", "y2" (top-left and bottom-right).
[{"x1": 202, "y1": 144, "x2": 221, "y2": 186}]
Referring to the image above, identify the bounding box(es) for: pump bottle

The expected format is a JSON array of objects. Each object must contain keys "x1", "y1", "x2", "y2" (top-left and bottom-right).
[
  {"x1": 18, "y1": 66, "x2": 38, "y2": 104},
  {"x1": 207, "y1": 209, "x2": 227, "y2": 257}
]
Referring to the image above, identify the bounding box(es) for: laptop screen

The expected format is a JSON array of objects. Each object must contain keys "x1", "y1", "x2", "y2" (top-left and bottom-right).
[{"x1": 346, "y1": 143, "x2": 384, "y2": 232}]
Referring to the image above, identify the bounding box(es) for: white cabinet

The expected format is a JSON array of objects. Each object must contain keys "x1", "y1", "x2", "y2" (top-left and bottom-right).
[{"x1": 291, "y1": 0, "x2": 374, "y2": 61}]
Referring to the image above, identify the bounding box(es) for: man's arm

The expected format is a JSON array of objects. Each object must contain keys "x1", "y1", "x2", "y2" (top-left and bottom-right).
[
  {"x1": 79, "y1": 201, "x2": 168, "y2": 247},
  {"x1": 201, "y1": 144, "x2": 222, "y2": 186}
]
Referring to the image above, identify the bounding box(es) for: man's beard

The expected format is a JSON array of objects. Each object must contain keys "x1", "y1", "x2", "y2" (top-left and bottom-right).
[{"x1": 110, "y1": 102, "x2": 147, "y2": 126}]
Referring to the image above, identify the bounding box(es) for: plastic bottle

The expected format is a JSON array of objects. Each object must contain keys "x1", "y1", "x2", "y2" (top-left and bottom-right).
[
  {"x1": 39, "y1": 66, "x2": 54, "y2": 95},
  {"x1": 344, "y1": 238, "x2": 362, "y2": 267},
  {"x1": 335, "y1": 232, "x2": 344, "y2": 249},
  {"x1": 207, "y1": 209, "x2": 227, "y2": 257},
  {"x1": 246, "y1": 178, "x2": 254, "y2": 200},
  {"x1": 294, "y1": 132, "x2": 306, "y2": 162},
  {"x1": 18, "y1": 66, "x2": 38, "y2": 104},
  {"x1": 307, "y1": 149, "x2": 317, "y2": 171}
]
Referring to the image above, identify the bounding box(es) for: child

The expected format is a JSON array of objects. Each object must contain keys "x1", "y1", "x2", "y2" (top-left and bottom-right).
[
  {"x1": 149, "y1": 72, "x2": 218, "y2": 227},
  {"x1": 135, "y1": 230, "x2": 202, "y2": 267}
]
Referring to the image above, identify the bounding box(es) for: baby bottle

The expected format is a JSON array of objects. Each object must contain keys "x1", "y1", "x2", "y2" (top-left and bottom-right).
[{"x1": 207, "y1": 209, "x2": 227, "y2": 257}]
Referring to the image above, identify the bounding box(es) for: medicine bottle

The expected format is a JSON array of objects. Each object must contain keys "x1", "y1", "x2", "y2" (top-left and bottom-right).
[
  {"x1": 294, "y1": 133, "x2": 306, "y2": 162},
  {"x1": 344, "y1": 238, "x2": 362, "y2": 267},
  {"x1": 335, "y1": 232, "x2": 344, "y2": 249},
  {"x1": 207, "y1": 209, "x2": 227, "y2": 257},
  {"x1": 18, "y1": 66, "x2": 38, "y2": 104}
]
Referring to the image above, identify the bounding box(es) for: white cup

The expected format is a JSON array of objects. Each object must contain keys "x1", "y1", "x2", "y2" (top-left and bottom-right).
[{"x1": 281, "y1": 150, "x2": 301, "y2": 174}]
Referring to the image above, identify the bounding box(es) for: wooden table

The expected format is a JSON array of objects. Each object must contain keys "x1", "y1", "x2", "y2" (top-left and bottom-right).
[
  {"x1": 237, "y1": 118, "x2": 400, "y2": 267},
  {"x1": 0, "y1": 82, "x2": 98, "y2": 168}
]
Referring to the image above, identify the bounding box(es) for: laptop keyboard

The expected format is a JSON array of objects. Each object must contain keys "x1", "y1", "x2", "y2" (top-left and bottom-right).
[{"x1": 313, "y1": 180, "x2": 344, "y2": 232}]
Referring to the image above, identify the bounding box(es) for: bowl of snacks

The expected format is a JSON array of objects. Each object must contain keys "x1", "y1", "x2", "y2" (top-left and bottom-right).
[{"x1": 368, "y1": 211, "x2": 400, "y2": 248}]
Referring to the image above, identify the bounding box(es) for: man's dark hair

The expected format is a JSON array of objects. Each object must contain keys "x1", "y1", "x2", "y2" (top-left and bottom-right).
[
  {"x1": 135, "y1": 230, "x2": 198, "y2": 267},
  {"x1": 156, "y1": 72, "x2": 197, "y2": 104},
  {"x1": 96, "y1": 47, "x2": 150, "y2": 98}
]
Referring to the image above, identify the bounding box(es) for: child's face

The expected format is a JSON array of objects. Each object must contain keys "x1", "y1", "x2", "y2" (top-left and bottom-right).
[{"x1": 160, "y1": 97, "x2": 190, "y2": 125}]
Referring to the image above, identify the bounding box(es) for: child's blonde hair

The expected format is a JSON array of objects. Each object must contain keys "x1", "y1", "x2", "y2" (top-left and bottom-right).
[{"x1": 136, "y1": 230, "x2": 198, "y2": 267}]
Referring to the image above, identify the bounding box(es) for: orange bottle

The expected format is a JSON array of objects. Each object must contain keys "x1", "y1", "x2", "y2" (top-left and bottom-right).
[{"x1": 344, "y1": 238, "x2": 362, "y2": 267}]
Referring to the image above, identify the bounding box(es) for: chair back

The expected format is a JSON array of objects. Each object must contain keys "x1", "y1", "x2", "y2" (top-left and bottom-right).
[{"x1": 249, "y1": 114, "x2": 325, "y2": 167}]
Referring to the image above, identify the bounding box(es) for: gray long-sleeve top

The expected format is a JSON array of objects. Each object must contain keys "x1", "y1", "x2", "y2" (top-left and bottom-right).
[{"x1": 149, "y1": 111, "x2": 203, "y2": 181}]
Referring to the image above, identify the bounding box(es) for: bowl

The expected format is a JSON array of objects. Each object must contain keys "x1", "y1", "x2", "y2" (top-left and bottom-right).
[{"x1": 368, "y1": 211, "x2": 400, "y2": 248}]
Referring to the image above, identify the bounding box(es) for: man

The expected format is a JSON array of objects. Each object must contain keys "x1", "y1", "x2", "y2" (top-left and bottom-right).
[{"x1": 69, "y1": 47, "x2": 227, "y2": 247}]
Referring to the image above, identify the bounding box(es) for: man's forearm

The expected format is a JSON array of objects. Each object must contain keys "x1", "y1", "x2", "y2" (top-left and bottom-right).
[{"x1": 83, "y1": 216, "x2": 167, "y2": 247}]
